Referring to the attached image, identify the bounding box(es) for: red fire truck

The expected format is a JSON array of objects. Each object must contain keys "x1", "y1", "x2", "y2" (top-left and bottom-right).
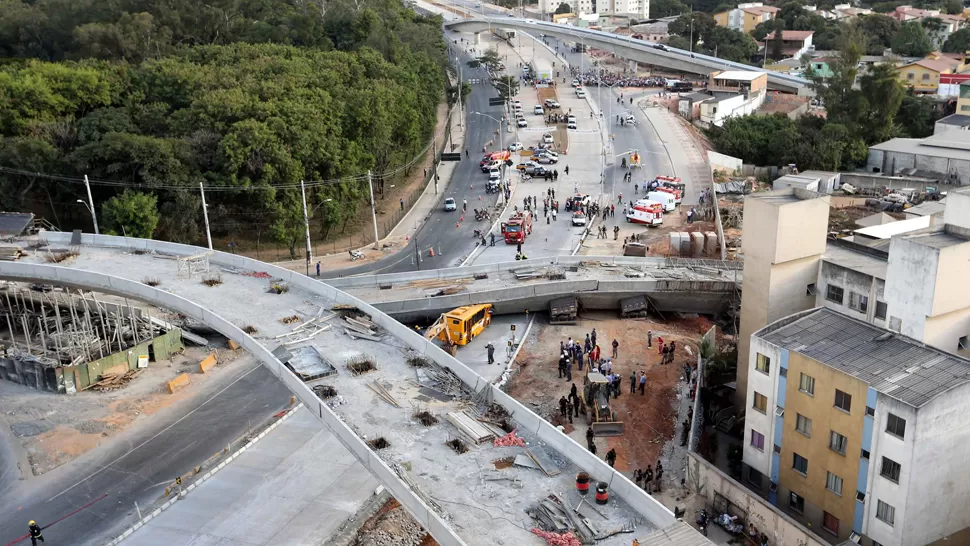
[
  {"x1": 502, "y1": 211, "x2": 534, "y2": 244},
  {"x1": 626, "y1": 200, "x2": 664, "y2": 226}
]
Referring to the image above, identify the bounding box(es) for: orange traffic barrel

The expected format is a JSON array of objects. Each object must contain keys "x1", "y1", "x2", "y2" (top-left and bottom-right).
[
  {"x1": 576, "y1": 472, "x2": 590, "y2": 495},
  {"x1": 595, "y1": 482, "x2": 609, "y2": 505}
]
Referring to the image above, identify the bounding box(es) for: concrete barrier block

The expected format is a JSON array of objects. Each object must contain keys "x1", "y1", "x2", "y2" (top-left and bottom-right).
[
  {"x1": 199, "y1": 353, "x2": 218, "y2": 373},
  {"x1": 167, "y1": 373, "x2": 190, "y2": 394}
]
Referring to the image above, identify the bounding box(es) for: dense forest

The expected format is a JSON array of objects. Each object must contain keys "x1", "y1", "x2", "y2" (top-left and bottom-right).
[{"x1": 0, "y1": 0, "x2": 448, "y2": 253}]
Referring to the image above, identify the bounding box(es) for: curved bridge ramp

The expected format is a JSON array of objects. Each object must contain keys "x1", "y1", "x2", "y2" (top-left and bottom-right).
[{"x1": 0, "y1": 232, "x2": 713, "y2": 546}]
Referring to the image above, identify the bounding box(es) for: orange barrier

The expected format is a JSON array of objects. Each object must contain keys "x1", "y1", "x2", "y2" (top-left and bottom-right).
[
  {"x1": 167, "y1": 373, "x2": 190, "y2": 394},
  {"x1": 199, "y1": 353, "x2": 218, "y2": 373}
]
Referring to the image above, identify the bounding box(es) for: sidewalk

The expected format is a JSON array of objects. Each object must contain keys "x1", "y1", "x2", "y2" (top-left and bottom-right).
[{"x1": 119, "y1": 407, "x2": 380, "y2": 546}]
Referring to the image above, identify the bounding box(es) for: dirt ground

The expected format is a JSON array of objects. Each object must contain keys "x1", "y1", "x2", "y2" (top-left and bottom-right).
[
  {"x1": 0, "y1": 345, "x2": 243, "y2": 476},
  {"x1": 506, "y1": 312, "x2": 713, "y2": 475}
]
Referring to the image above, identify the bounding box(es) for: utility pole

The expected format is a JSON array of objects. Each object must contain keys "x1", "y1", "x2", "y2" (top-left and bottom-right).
[
  {"x1": 83, "y1": 175, "x2": 99, "y2": 235},
  {"x1": 367, "y1": 170, "x2": 380, "y2": 250},
  {"x1": 457, "y1": 58, "x2": 463, "y2": 128},
  {"x1": 431, "y1": 135, "x2": 438, "y2": 195},
  {"x1": 300, "y1": 180, "x2": 312, "y2": 276},
  {"x1": 199, "y1": 182, "x2": 212, "y2": 250}
]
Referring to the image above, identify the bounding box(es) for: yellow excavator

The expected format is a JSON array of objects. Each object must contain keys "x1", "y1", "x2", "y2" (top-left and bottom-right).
[{"x1": 583, "y1": 372, "x2": 625, "y2": 436}]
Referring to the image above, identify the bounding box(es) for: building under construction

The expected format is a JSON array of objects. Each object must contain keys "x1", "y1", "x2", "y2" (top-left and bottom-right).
[{"x1": 0, "y1": 281, "x2": 186, "y2": 394}]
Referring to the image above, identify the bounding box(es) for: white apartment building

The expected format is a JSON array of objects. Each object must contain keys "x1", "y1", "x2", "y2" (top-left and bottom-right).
[{"x1": 538, "y1": 0, "x2": 648, "y2": 18}]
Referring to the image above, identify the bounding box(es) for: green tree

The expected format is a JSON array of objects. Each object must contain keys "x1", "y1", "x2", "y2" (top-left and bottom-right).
[
  {"x1": 859, "y1": 63, "x2": 905, "y2": 144},
  {"x1": 896, "y1": 90, "x2": 940, "y2": 137},
  {"x1": 704, "y1": 26, "x2": 759, "y2": 62},
  {"x1": 769, "y1": 19, "x2": 785, "y2": 59},
  {"x1": 855, "y1": 14, "x2": 900, "y2": 54},
  {"x1": 669, "y1": 12, "x2": 716, "y2": 48},
  {"x1": 942, "y1": 28, "x2": 970, "y2": 52},
  {"x1": 555, "y1": 2, "x2": 572, "y2": 14},
  {"x1": 493, "y1": 75, "x2": 519, "y2": 101},
  {"x1": 479, "y1": 48, "x2": 502, "y2": 70},
  {"x1": 892, "y1": 21, "x2": 933, "y2": 56},
  {"x1": 651, "y1": 0, "x2": 689, "y2": 17},
  {"x1": 156, "y1": 191, "x2": 201, "y2": 243},
  {"x1": 101, "y1": 190, "x2": 160, "y2": 238},
  {"x1": 810, "y1": 27, "x2": 866, "y2": 131}
]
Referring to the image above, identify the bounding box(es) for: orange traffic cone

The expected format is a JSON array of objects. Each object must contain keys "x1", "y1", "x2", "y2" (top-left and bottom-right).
[
  {"x1": 429, "y1": 248, "x2": 435, "y2": 257},
  {"x1": 456, "y1": 222, "x2": 460, "y2": 228}
]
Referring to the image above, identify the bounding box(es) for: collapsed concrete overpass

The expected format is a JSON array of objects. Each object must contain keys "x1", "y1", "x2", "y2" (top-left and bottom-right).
[
  {"x1": 327, "y1": 256, "x2": 742, "y2": 322},
  {"x1": 444, "y1": 17, "x2": 811, "y2": 94},
  {"x1": 0, "y1": 231, "x2": 712, "y2": 546}
]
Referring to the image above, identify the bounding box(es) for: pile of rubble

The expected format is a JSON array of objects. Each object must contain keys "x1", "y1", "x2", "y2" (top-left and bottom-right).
[{"x1": 353, "y1": 500, "x2": 431, "y2": 546}]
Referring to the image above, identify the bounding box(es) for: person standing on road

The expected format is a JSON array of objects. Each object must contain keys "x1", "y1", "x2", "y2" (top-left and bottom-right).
[
  {"x1": 643, "y1": 465, "x2": 653, "y2": 492},
  {"x1": 630, "y1": 371, "x2": 636, "y2": 394},
  {"x1": 657, "y1": 336, "x2": 664, "y2": 355},
  {"x1": 612, "y1": 339, "x2": 619, "y2": 358},
  {"x1": 647, "y1": 330, "x2": 652, "y2": 347},
  {"x1": 463, "y1": 199, "x2": 467, "y2": 212},
  {"x1": 586, "y1": 426, "x2": 595, "y2": 451},
  {"x1": 28, "y1": 521, "x2": 44, "y2": 545},
  {"x1": 564, "y1": 165, "x2": 569, "y2": 176},
  {"x1": 655, "y1": 461, "x2": 664, "y2": 492},
  {"x1": 591, "y1": 328, "x2": 597, "y2": 348},
  {"x1": 490, "y1": 233, "x2": 495, "y2": 246},
  {"x1": 606, "y1": 448, "x2": 617, "y2": 468},
  {"x1": 559, "y1": 396, "x2": 568, "y2": 418},
  {"x1": 400, "y1": 198, "x2": 404, "y2": 210},
  {"x1": 486, "y1": 342, "x2": 495, "y2": 365},
  {"x1": 639, "y1": 371, "x2": 646, "y2": 394},
  {"x1": 316, "y1": 261, "x2": 321, "y2": 277}
]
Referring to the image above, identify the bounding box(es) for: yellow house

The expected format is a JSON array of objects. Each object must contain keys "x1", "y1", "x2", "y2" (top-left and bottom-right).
[
  {"x1": 896, "y1": 56, "x2": 964, "y2": 93},
  {"x1": 714, "y1": 3, "x2": 780, "y2": 34}
]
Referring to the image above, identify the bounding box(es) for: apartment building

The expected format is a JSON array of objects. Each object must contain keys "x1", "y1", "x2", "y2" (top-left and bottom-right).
[
  {"x1": 764, "y1": 30, "x2": 815, "y2": 60},
  {"x1": 743, "y1": 307, "x2": 970, "y2": 546},
  {"x1": 713, "y1": 2, "x2": 779, "y2": 34},
  {"x1": 540, "y1": 0, "x2": 648, "y2": 17}
]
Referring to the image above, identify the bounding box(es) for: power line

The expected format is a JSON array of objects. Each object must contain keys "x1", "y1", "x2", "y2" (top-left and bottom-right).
[{"x1": 0, "y1": 136, "x2": 437, "y2": 192}]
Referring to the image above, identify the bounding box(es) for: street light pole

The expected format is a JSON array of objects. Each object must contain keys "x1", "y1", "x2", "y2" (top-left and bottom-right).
[
  {"x1": 456, "y1": 56, "x2": 464, "y2": 128},
  {"x1": 199, "y1": 182, "x2": 213, "y2": 250},
  {"x1": 300, "y1": 180, "x2": 312, "y2": 275},
  {"x1": 367, "y1": 170, "x2": 380, "y2": 250},
  {"x1": 83, "y1": 175, "x2": 99, "y2": 235}
]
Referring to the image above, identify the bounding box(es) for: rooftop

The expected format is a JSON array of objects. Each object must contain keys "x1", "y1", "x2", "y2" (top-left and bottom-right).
[
  {"x1": 900, "y1": 58, "x2": 961, "y2": 73},
  {"x1": 869, "y1": 136, "x2": 970, "y2": 162},
  {"x1": 712, "y1": 70, "x2": 766, "y2": 82},
  {"x1": 903, "y1": 227, "x2": 968, "y2": 249},
  {"x1": 765, "y1": 30, "x2": 815, "y2": 41},
  {"x1": 904, "y1": 198, "x2": 947, "y2": 217},
  {"x1": 936, "y1": 114, "x2": 970, "y2": 126},
  {"x1": 759, "y1": 307, "x2": 970, "y2": 408},
  {"x1": 681, "y1": 92, "x2": 716, "y2": 102},
  {"x1": 822, "y1": 242, "x2": 888, "y2": 280},
  {"x1": 854, "y1": 215, "x2": 932, "y2": 239}
]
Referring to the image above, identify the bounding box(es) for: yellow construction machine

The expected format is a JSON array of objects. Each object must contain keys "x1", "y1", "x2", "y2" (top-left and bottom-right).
[{"x1": 583, "y1": 372, "x2": 625, "y2": 436}]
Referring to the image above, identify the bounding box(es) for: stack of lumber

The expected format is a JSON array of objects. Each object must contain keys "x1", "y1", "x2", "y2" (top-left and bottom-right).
[
  {"x1": 343, "y1": 316, "x2": 381, "y2": 341},
  {"x1": 90, "y1": 369, "x2": 142, "y2": 392},
  {"x1": 445, "y1": 410, "x2": 496, "y2": 444},
  {"x1": 0, "y1": 244, "x2": 25, "y2": 261},
  {"x1": 367, "y1": 380, "x2": 401, "y2": 407}
]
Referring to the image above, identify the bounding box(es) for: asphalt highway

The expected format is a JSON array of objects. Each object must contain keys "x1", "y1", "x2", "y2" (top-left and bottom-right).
[{"x1": 0, "y1": 360, "x2": 292, "y2": 546}]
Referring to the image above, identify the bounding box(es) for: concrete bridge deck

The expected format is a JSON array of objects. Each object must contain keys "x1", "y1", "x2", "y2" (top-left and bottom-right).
[
  {"x1": 329, "y1": 256, "x2": 742, "y2": 321},
  {"x1": 444, "y1": 18, "x2": 811, "y2": 93},
  {"x1": 0, "y1": 231, "x2": 709, "y2": 546}
]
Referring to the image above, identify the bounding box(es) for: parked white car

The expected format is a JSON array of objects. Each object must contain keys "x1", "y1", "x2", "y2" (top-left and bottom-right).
[
  {"x1": 488, "y1": 168, "x2": 501, "y2": 180},
  {"x1": 513, "y1": 99, "x2": 522, "y2": 108},
  {"x1": 542, "y1": 133, "x2": 554, "y2": 144},
  {"x1": 571, "y1": 211, "x2": 587, "y2": 226},
  {"x1": 444, "y1": 197, "x2": 457, "y2": 211},
  {"x1": 508, "y1": 142, "x2": 524, "y2": 151},
  {"x1": 536, "y1": 150, "x2": 559, "y2": 159},
  {"x1": 534, "y1": 105, "x2": 544, "y2": 115},
  {"x1": 567, "y1": 115, "x2": 577, "y2": 123},
  {"x1": 517, "y1": 118, "x2": 528, "y2": 127},
  {"x1": 567, "y1": 121, "x2": 577, "y2": 130}
]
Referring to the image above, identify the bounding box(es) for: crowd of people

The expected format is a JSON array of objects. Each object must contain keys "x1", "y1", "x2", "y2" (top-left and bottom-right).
[{"x1": 568, "y1": 68, "x2": 668, "y2": 88}]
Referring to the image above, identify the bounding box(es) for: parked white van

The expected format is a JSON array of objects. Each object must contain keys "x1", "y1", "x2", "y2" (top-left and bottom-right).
[
  {"x1": 576, "y1": 88, "x2": 586, "y2": 98},
  {"x1": 647, "y1": 191, "x2": 676, "y2": 212}
]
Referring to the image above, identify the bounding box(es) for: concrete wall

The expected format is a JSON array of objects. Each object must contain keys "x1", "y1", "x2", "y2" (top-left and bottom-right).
[
  {"x1": 866, "y1": 394, "x2": 917, "y2": 546},
  {"x1": 15, "y1": 231, "x2": 684, "y2": 541},
  {"x1": 818, "y1": 261, "x2": 887, "y2": 328},
  {"x1": 898, "y1": 384, "x2": 970, "y2": 546},
  {"x1": 708, "y1": 151, "x2": 743, "y2": 175},
  {"x1": 687, "y1": 452, "x2": 831, "y2": 546},
  {"x1": 742, "y1": 336, "x2": 781, "y2": 480},
  {"x1": 841, "y1": 172, "x2": 952, "y2": 194},
  {"x1": 885, "y1": 236, "x2": 938, "y2": 340}
]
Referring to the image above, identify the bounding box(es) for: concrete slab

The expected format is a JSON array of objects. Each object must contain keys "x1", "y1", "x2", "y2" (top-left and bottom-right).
[
  {"x1": 447, "y1": 313, "x2": 528, "y2": 382},
  {"x1": 121, "y1": 408, "x2": 379, "y2": 546}
]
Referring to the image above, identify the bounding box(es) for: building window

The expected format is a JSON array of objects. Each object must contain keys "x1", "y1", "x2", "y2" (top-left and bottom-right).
[
  {"x1": 756, "y1": 353, "x2": 771, "y2": 374},
  {"x1": 795, "y1": 414, "x2": 812, "y2": 437},
  {"x1": 875, "y1": 301, "x2": 888, "y2": 320},
  {"x1": 826, "y1": 284, "x2": 844, "y2": 304},
  {"x1": 960, "y1": 335, "x2": 970, "y2": 351},
  {"x1": 823, "y1": 511, "x2": 840, "y2": 535},
  {"x1": 826, "y1": 471, "x2": 843, "y2": 496},
  {"x1": 862, "y1": 448, "x2": 870, "y2": 459},
  {"x1": 922, "y1": 73, "x2": 930, "y2": 81},
  {"x1": 857, "y1": 490, "x2": 867, "y2": 502},
  {"x1": 753, "y1": 392, "x2": 768, "y2": 414},
  {"x1": 748, "y1": 466, "x2": 763, "y2": 488},
  {"x1": 907, "y1": 72, "x2": 914, "y2": 80},
  {"x1": 780, "y1": 367, "x2": 788, "y2": 377},
  {"x1": 961, "y1": 104, "x2": 970, "y2": 112},
  {"x1": 751, "y1": 429, "x2": 765, "y2": 451},
  {"x1": 877, "y1": 500, "x2": 896, "y2": 526},
  {"x1": 835, "y1": 389, "x2": 852, "y2": 413},
  {"x1": 886, "y1": 413, "x2": 906, "y2": 439},
  {"x1": 799, "y1": 373, "x2": 815, "y2": 395},
  {"x1": 849, "y1": 292, "x2": 869, "y2": 313},
  {"x1": 793, "y1": 453, "x2": 809, "y2": 475},
  {"x1": 881, "y1": 457, "x2": 901, "y2": 483},
  {"x1": 789, "y1": 492, "x2": 805, "y2": 513},
  {"x1": 829, "y1": 431, "x2": 848, "y2": 455},
  {"x1": 866, "y1": 406, "x2": 875, "y2": 417}
]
